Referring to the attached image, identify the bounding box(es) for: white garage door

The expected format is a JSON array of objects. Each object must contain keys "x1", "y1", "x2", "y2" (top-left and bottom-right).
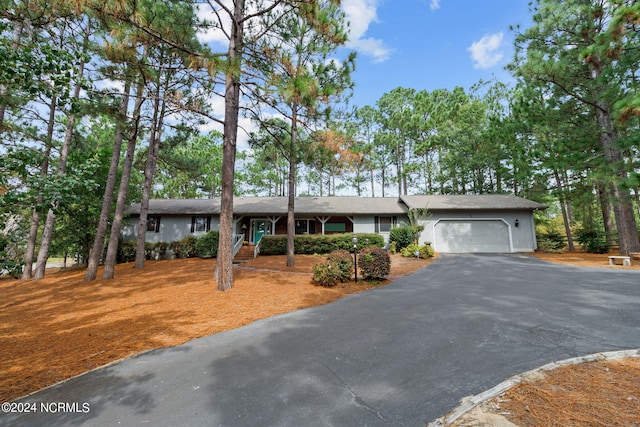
[{"x1": 434, "y1": 220, "x2": 511, "y2": 253}]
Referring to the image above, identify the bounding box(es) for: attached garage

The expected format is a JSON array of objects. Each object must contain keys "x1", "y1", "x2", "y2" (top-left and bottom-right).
[
  {"x1": 401, "y1": 195, "x2": 547, "y2": 253},
  {"x1": 434, "y1": 219, "x2": 511, "y2": 253}
]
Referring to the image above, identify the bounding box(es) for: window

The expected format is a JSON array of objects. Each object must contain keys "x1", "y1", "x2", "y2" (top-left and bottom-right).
[
  {"x1": 191, "y1": 216, "x2": 211, "y2": 233},
  {"x1": 295, "y1": 219, "x2": 316, "y2": 235},
  {"x1": 147, "y1": 215, "x2": 161, "y2": 233},
  {"x1": 375, "y1": 216, "x2": 396, "y2": 233}
]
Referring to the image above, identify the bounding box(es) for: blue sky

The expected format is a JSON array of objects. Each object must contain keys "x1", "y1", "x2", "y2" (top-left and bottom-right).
[{"x1": 340, "y1": 0, "x2": 533, "y2": 107}]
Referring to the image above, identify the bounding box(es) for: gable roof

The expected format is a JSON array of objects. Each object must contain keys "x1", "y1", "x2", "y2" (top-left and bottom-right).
[{"x1": 400, "y1": 194, "x2": 547, "y2": 211}]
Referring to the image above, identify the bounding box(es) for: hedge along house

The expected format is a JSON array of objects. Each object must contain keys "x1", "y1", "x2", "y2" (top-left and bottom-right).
[
  {"x1": 400, "y1": 194, "x2": 547, "y2": 253},
  {"x1": 122, "y1": 194, "x2": 545, "y2": 256}
]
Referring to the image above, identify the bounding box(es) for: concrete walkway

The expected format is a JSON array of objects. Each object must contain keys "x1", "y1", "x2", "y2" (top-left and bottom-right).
[{"x1": 4, "y1": 254, "x2": 640, "y2": 426}]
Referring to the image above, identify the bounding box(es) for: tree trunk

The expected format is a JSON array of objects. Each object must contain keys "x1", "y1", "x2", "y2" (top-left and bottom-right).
[
  {"x1": 102, "y1": 75, "x2": 145, "y2": 280},
  {"x1": 554, "y1": 170, "x2": 575, "y2": 252},
  {"x1": 33, "y1": 22, "x2": 90, "y2": 280},
  {"x1": 215, "y1": 0, "x2": 245, "y2": 291},
  {"x1": 597, "y1": 182, "x2": 615, "y2": 245},
  {"x1": 135, "y1": 78, "x2": 166, "y2": 268},
  {"x1": 21, "y1": 95, "x2": 56, "y2": 280},
  {"x1": 594, "y1": 101, "x2": 640, "y2": 254},
  {"x1": 286, "y1": 109, "x2": 298, "y2": 268},
  {"x1": 85, "y1": 79, "x2": 132, "y2": 281}
]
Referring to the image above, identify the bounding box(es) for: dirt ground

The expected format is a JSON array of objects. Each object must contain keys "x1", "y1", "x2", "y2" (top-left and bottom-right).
[{"x1": 1, "y1": 250, "x2": 639, "y2": 426}]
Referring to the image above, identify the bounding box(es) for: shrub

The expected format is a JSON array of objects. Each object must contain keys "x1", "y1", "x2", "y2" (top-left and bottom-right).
[
  {"x1": 259, "y1": 233, "x2": 384, "y2": 255},
  {"x1": 576, "y1": 228, "x2": 610, "y2": 254},
  {"x1": 358, "y1": 246, "x2": 391, "y2": 280},
  {"x1": 258, "y1": 235, "x2": 288, "y2": 255},
  {"x1": 537, "y1": 231, "x2": 565, "y2": 253},
  {"x1": 196, "y1": 231, "x2": 219, "y2": 258},
  {"x1": 118, "y1": 240, "x2": 170, "y2": 263},
  {"x1": 389, "y1": 226, "x2": 414, "y2": 252},
  {"x1": 312, "y1": 262, "x2": 341, "y2": 287},
  {"x1": 0, "y1": 231, "x2": 24, "y2": 278},
  {"x1": 145, "y1": 242, "x2": 168, "y2": 260},
  {"x1": 400, "y1": 243, "x2": 435, "y2": 258},
  {"x1": 171, "y1": 235, "x2": 198, "y2": 258},
  {"x1": 1, "y1": 259, "x2": 23, "y2": 278},
  {"x1": 326, "y1": 249, "x2": 354, "y2": 282},
  {"x1": 117, "y1": 240, "x2": 137, "y2": 263}
]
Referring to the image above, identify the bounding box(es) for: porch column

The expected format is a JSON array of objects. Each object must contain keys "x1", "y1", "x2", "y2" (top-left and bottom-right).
[
  {"x1": 316, "y1": 216, "x2": 332, "y2": 235},
  {"x1": 233, "y1": 216, "x2": 245, "y2": 234},
  {"x1": 267, "y1": 216, "x2": 282, "y2": 234}
]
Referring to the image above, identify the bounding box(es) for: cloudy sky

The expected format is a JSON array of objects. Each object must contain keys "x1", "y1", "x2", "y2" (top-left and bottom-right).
[
  {"x1": 194, "y1": 0, "x2": 532, "y2": 146},
  {"x1": 340, "y1": 0, "x2": 532, "y2": 107}
]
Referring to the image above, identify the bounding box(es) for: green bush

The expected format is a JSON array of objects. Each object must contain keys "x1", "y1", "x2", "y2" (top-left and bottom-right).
[
  {"x1": 0, "y1": 232, "x2": 24, "y2": 278},
  {"x1": 171, "y1": 235, "x2": 198, "y2": 258},
  {"x1": 118, "y1": 240, "x2": 170, "y2": 263},
  {"x1": 400, "y1": 243, "x2": 435, "y2": 258},
  {"x1": 1, "y1": 259, "x2": 23, "y2": 278},
  {"x1": 196, "y1": 231, "x2": 219, "y2": 258},
  {"x1": 576, "y1": 228, "x2": 610, "y2": 254},
  {"x1": 312, "y1": 262, "x2": 341, "y2": 287},
  {"x1": 258, "y1": 235, "x2": 288, "y2": 255},
  {"x1": 145, "y1": 242, "x2": 168, "y2": 260},
  {"x1": 117, "y1": 240, "x2": 137, "y2": 263},
  {"x1": 326, "y1": 249, "x2": 354, "y2": 282},
  {"x1": 259, "y1": 233, "x2": 384, "y2": 255},
  {"x1": 389, "y1": 226, "x2": 414, "y2": 252},
  {"x1": 537, "y1": 231, "x2": 565, "y2": 253},
  {"x1": 358, "y1": 246, "x2": 391, "y2": 280}
]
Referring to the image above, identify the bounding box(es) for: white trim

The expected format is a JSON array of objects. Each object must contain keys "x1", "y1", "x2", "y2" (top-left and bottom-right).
[
  {"x1": 432, "y1": 218, "x2": 514, "y2": 253},
  {"x1": 316, "y1": 216, "x2": 332, "y2": 235}
]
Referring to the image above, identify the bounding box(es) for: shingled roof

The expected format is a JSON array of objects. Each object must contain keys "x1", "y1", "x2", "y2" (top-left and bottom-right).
[
  {"x1": 400, "y1": 194, "x2": 547, "y2": 211},
  {"x1": 125, "y1": 195, "x2": 546, "y2": 216},
  {"x1": 125, "y1": 196, "x2": 406, "y2": 216}
]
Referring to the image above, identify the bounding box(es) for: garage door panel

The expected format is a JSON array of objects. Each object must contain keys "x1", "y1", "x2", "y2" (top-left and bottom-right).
[{"x1": 435, "y1": 220, "x2": 510, "y2": 253}]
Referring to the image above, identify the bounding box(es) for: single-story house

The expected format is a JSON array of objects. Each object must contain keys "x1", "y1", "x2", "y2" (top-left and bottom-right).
[{"x1": 122, "y1": 194, "x2": 546, "y2": 254}]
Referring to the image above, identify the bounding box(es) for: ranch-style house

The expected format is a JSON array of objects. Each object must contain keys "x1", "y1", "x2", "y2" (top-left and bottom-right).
[{"x1": 123, "y1": 194, "x2": 546, "y2": 257}]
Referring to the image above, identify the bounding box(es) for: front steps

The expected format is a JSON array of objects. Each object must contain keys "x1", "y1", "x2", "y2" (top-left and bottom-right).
[{"x1": 233, "y1": 244, "x2": 256, "y2": 263}]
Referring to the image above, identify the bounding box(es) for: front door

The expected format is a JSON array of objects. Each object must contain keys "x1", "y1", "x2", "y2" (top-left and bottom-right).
[{"x1": 252, "y1": 219, "x2": 268, "y2": 244}]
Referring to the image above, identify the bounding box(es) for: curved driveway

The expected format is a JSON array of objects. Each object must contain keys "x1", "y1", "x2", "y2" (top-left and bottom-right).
[{"x1": 5, "y1": 254, "x2": 640, "y2": 426}]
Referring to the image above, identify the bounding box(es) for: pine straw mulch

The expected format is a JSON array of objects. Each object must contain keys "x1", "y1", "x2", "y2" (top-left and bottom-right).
[
  {"x1": 452, "y1": 357, "x2": 640, "y2": 427},
  {"x1": 0, "y1": 253, "x2": 433, "y2": 403}
]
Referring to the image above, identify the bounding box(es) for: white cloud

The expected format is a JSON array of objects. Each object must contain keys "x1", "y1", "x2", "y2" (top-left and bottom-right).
[
  {"x1": 430, "y1": 0, "x2": 441, "y2": 10},
  {"x1": 341, "y1": 0, "x2": 392, "y2": 63},
  {"x1": 195, "y1": 3, "x2": 230, "y2": 47},
  {"x1": 467, "y1": 32, "x2": 504, "y2": 69}
]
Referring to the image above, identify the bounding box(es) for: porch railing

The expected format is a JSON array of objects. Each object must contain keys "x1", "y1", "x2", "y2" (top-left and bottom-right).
[
  {"x1": 253, "y1": 236, "x2": 264, "y2": 259},
  {"x1": 232, "y1": 234, "x2": 244, "y2": 259}
]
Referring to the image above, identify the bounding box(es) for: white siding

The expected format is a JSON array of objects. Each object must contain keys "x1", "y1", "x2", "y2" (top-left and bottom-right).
[
  {"x1": 122, "y1": 215, "x2": 219, "y2": 244},
  {"x1": 418, "y1": 211, "x2": 538, "y2": 253}
]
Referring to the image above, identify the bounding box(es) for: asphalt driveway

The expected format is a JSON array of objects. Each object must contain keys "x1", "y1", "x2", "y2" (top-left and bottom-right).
[{"x1": 4, "y1": 254, "x2": 640, "y2": 427}]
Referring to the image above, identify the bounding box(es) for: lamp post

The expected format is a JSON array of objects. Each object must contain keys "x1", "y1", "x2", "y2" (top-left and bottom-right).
[{"x1": 352, "y1": 234, "x2": 358, "y2": 283}]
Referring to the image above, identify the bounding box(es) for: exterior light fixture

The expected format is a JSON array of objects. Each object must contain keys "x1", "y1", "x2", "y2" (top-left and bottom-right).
[
  {"x1": 515, "y1": 219, "x2": 520, "y2": 228},
  {"x1": 352, "y1": 234, "x2": 358, "y2": 283}
]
